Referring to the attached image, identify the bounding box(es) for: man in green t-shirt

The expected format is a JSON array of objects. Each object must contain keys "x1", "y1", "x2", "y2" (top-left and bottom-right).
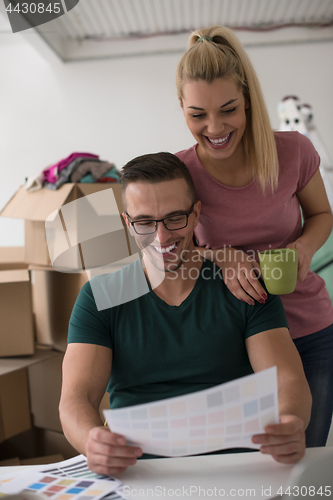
[{"x1": 59, "y1": 152, "x2": 311, "y2": 476}]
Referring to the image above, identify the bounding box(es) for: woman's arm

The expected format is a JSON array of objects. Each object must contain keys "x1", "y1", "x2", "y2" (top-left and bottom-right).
[
  {"x1": 287, "y1": 169, "x2": 333, "y2": 282},
  {"x1": 196, "y1": 169, "x2": 332, "y2": 299}
]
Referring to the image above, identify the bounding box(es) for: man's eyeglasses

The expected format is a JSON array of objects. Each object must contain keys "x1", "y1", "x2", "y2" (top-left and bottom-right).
[{"x1": 126, "y1": 204, "x2": 195, "y2": 235}]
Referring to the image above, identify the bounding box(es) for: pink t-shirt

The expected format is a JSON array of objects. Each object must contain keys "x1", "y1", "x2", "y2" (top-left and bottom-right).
[{"x1": 176, "y1": 131, "x2": 333, "y2": 339}]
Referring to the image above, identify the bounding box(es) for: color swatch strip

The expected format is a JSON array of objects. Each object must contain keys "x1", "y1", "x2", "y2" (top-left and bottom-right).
[
  {"x1": 42, "y1": 456, "x2": 118, "y2": 482},
  {"x1": 0, "y1": 471, "x2": 121, "y2": 500},
  {"x1": 104, "y1": 367, "x2": 278, "y2": 457},
  {"x1": 41, "y1": 455, "x2": 127, "y2": 500}
]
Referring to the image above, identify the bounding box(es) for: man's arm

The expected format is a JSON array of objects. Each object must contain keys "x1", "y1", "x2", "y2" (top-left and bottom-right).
[
  {"x1": 246, "y1": 328, "x2": 312, "y2": 463},
  {"x1": 59, "y1": 343, "x2": 142, "y2": 475}
]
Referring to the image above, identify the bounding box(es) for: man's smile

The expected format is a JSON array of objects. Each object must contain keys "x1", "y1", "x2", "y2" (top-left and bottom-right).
[{"x1": 151, "y1": 241, "x2": 180, "y2": 258}]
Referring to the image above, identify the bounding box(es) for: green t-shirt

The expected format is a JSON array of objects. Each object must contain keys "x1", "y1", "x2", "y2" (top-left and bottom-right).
[{"x1": 68, "y1": 259, "x2": 288, "y2": 410}]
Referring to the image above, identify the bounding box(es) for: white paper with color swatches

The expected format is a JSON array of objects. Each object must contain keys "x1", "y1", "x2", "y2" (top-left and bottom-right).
[{"x1": 104, "y1": 366, "x2": 279, "y2": 457}]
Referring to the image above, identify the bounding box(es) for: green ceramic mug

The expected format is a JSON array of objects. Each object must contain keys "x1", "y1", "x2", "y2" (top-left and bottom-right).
[{"x1": 258, "y1": 248, "x2": 298, "y2": 295}]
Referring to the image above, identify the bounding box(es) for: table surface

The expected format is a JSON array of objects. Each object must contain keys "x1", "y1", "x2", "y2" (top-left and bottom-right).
[{"x1": 0, "y1": 447, "x2": 331, "y2": 500}]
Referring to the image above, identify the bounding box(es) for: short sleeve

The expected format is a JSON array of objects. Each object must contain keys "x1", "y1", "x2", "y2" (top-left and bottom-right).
[
  {"x1": 245, "y1": 291, "x2": 289, "y2": 339},
  {"x1": 68, "y1": 280, "x2": 112, "y2": 349},
  {"x1": 296, "y1": 132, "x2": 320, "y2": 193}
]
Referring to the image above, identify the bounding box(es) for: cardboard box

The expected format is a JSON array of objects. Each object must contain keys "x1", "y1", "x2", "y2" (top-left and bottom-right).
[
  {"x1": 0, "y1": 246, "x2": 25, "y2": 265},
  {"x1": 0, "y1": 427, "x2": 39, "y2": 461},
  {"x1": 0, "y1": 349, "x2": 56, "y2": 447},
  {"x1": 0, "y1": 368, "x2": 31, "y2": 443},
  {"x1": 0, "y1": 346, "x2": 59, "y2": 377},
  {"x1": 21, "y1": 454, "x2": 64, "y2": 465},
  {"x1": 28, "y1": 351, "x2": 110, "y2": 432},
  {"x1": 30, "y1": 266, "x2": 88, "y2": 351},
  {"x1": 36, "y1": 429, "x2": 77, "y2": 460},
  {"x1": 27, "y1": 351, "x2": 64, "y2": 432},
  {"x1": 0, "y1": 251, "x2": 34, "y2": 357},
  {"x1": 0, "y1": 457, "x2": 21, "y2": 465},
  {"x1": 0, "y1": 349, "x2": 72, "y2": 459},
  {"x1": 0, "y1": 455, "x2": 64, "y2": 466},
  {"x1": 0, "y1": 427, "x2": 74, "y2": 462},
  {"x1": 1, "y1": 184, "x2": 139, "y2": 269}
]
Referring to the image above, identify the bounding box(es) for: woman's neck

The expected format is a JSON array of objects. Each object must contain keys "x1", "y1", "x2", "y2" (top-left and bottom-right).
[{"x1": 196, "y1": 143, "x2": 253, "y2": 188}]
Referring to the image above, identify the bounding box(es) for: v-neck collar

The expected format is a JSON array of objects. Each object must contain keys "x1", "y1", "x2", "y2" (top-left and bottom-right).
[{"x1": 147, "y1": 260, "x2": 206, "y2": 311}]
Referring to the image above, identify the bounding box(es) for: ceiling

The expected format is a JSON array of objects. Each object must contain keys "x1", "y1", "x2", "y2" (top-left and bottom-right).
[
  {"x1": 2, "y1": 0, "x2": 333, "y2": 62},
  {"x1": 54, "y1": 0, "x2": 333, "y2": 40}
]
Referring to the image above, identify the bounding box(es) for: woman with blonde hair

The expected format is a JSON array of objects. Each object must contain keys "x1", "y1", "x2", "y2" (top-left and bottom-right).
[{"x1": 176, "y1": 25, "x2": 333, "y2": 448}]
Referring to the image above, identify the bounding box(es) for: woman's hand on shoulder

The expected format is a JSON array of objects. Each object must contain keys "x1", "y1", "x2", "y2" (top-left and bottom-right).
[{"x1": 211, "y1": 247, "x2": 267, "y2": 305}]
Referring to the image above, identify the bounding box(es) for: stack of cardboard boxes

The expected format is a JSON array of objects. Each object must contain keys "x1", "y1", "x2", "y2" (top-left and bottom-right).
[{"x1": 0, "y1": 182, "x2": 139, "y2": 462}]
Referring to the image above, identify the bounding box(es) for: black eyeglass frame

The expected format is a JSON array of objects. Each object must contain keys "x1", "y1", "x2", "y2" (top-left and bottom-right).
[{"x1": 126, "y1": 203, "x2": 195, "y2": 235}]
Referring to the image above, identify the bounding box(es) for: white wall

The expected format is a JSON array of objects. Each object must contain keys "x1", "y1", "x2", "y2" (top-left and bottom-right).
[{"x1": 1, "y1": 31, "x2": 333, "y2": 246}]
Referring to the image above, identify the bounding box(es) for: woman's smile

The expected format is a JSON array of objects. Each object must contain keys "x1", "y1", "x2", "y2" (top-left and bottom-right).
[{"x1": 205, "y1": 131, "x2": 233, "y2": 148}]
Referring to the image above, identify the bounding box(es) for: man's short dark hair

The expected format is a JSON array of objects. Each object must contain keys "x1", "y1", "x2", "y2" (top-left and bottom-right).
[{"x1": 120, "y1": 152, "x2": 197, "y2": 208}]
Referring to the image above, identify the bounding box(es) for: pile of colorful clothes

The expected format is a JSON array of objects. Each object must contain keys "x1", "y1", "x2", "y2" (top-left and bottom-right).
[{"x1": 25, "y1": 152, "x2": 121, "y2": 192}]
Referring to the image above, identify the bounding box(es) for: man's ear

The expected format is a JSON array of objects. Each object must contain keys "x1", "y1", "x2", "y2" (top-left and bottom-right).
[
  {"x1": 122, "y1": 212, "x2": 136, "y2": 237},
  {"x1": 122, "y1": 212, "x2": 129, "y2": 226}
]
